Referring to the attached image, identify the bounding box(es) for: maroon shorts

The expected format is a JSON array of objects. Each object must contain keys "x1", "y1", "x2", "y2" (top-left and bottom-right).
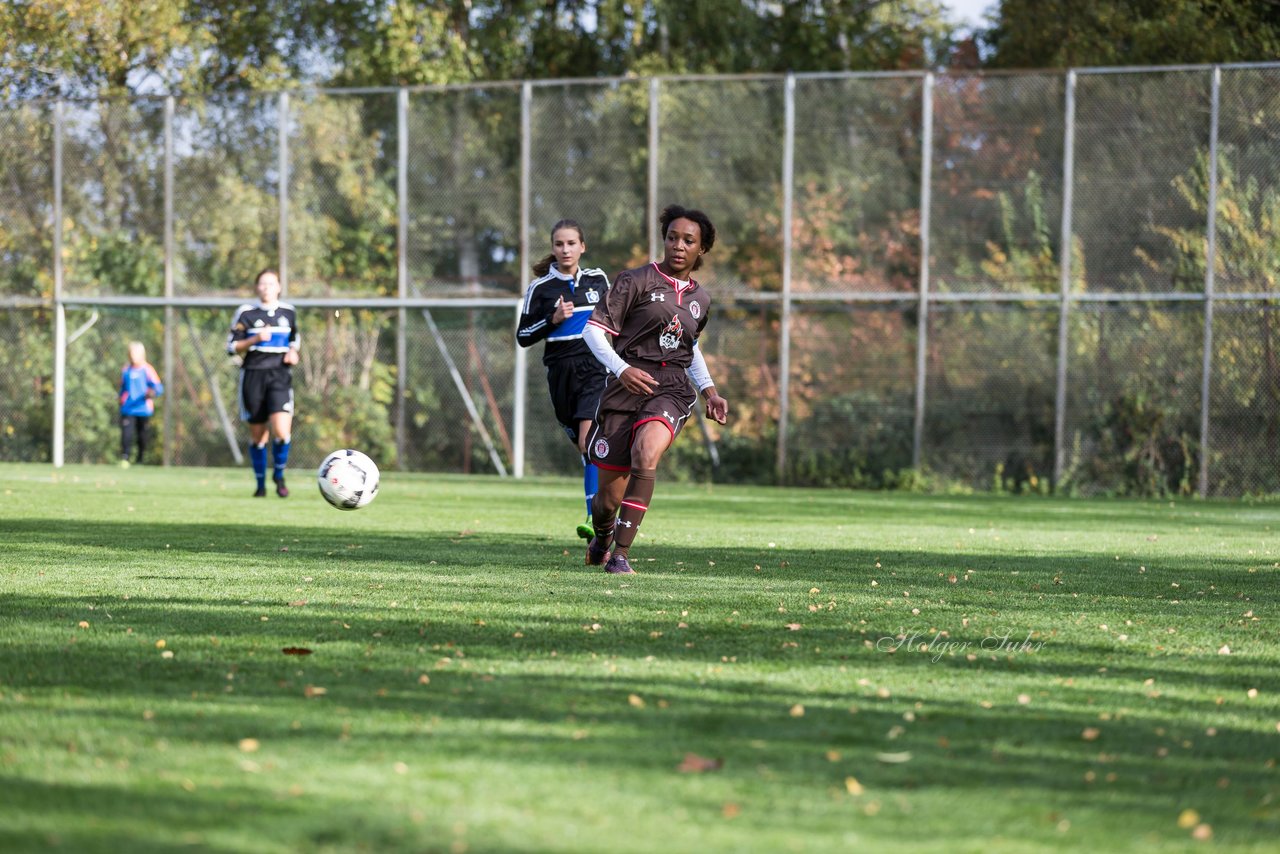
[{"x1": 586, "y1": 365, "x2": 697, "y2": 472}]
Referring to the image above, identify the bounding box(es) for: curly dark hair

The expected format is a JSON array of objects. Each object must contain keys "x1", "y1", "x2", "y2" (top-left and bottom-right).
[{"x1": 659, "y1": 205, "x2": 716, "y2": 271}]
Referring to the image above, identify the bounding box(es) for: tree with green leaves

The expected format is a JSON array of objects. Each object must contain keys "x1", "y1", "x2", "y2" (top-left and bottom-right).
[{"x1": 985, "y1": 0, "x2": 1280, "y2": 68}]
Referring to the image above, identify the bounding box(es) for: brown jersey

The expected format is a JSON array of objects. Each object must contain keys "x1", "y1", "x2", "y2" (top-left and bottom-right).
[{"x1": 585, "y1": 262, "x2": 710, "y2": 369}]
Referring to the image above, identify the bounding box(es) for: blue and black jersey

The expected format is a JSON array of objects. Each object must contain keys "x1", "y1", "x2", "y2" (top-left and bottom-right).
[
  {"x1": 227, "y1": 302, "x2": 300, "y2": 370},
  {"x1": 516, "y1": 265, "x2": 610, "y2": 365}
]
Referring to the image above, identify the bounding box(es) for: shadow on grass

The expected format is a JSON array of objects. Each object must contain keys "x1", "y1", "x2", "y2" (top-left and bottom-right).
[
  {"x1": 0, "y1": 776, "x2": 467, "y2": 854},
  {"x1": 3, "y1": 516, "x2": 1278, "y2": 849}
]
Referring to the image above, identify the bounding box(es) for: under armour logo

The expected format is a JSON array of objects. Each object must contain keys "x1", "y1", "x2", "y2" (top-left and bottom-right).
[
  {"x1": 618, "y1": 520, "x2": 633, "y2": 528},
  {"x1": 663, "y1": 410, "x2": 674, "y2": 423},
  {"x1": 650, "y1": 293, "x2": 665, "y2": 302}
]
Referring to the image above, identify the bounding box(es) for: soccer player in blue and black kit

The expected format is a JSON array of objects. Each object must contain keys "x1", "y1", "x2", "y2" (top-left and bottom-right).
[
  {"x1": 227, "y1": 270, "x2": 300, "y2": 498},
  {"x1": 517, "y1": 219, "x2": 611, "y2": 539}
]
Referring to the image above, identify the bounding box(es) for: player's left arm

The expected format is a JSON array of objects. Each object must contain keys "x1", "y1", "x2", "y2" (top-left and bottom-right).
[
  {"x1": 688, "y1": 342, "x2": 727, "y2": 424},
  {"x1": 283, "y1": 308, "x2": 301, "y2": 365},
  {"x1": 145, "y1": 364, "x2": 163, "y2": 399},
  {"x1": 689, "y1": 304, "x2": 726, "y2": 423}
]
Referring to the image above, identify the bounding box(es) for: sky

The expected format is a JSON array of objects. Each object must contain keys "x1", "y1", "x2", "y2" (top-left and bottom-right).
[{"x1": 944, "y1": 0, "x2": 997, "y2": 32}]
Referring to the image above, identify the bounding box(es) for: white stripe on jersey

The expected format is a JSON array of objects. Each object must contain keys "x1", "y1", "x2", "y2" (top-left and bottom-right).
[{"x1": 522, "y1": 273, "x2": 559, "y2": 313}]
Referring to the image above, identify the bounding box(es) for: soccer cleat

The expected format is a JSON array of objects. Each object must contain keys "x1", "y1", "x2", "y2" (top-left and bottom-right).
[
  {"x1": 274, "y1": 475, "x2": 289, "y2": 498},
  {"x1": 604, "y1": 554, "x2": 635, "y2": 575},
  {"x1": 576, "y1": 519, "x2": 594, "y2": 540},
  {"x1": 253, "y1": 485, "x2": 267, "y2": 497},
  {"x1": 585, "y1": 537, "x2": 611, "y2": 566}
]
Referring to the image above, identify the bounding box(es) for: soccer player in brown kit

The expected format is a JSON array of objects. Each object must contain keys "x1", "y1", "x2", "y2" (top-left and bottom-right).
[{"x1": 581, "y1": 205, "x2": 729, "y2": 575}]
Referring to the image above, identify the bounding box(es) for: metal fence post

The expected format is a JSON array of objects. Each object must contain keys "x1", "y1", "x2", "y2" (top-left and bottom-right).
[
  {"x1": 278, "y1": 91, "x2": 290, "y2": 295},
  {"x1": 648, "y1": 78, "x2": 660, "y2": 261},
  {"x1": 1199, "y1": 66, "x2": 1222, "y2": 497},
  {"x1": 776, "y1": 74, "x2": 796, "y2": 482},
  {"x1": 514, "y1": 81, "x2": 532, "y2": 478},
  {"x1": 163, "y1": 95, "x2": 175, "y2": 467},
  {"x1": 1053, "y1": 70, "x2": 1078, "y2": 488},
  {"x1": 397, "y1": 87, "x2": 409, "y2": 471},
  {"x1": 911, "y1": 72, "x2": 934, "y2": 470},
  {"x1": 52, "y1": 100, "x2": 65, "y2": 468}
]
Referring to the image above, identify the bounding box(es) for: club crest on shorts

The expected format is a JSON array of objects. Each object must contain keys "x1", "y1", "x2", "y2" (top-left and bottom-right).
[
  {"x1": 593, "y1": 437, "x2": 610, "y2": 458},
  {"x1": 689, "y1": 300, "x2": 701, "y2": 319},
  {"x1": 658, "y1": 315, "x2": 684, "y2": 351}
]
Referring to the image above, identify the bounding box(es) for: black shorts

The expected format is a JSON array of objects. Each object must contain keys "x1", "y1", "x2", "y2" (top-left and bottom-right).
[
  {"x1": 546, "y1": 357, "x2": 607, "y2": 443},
  {"x1": 238, "y1": 367, "x2": 294, "y2": 423},
  {"x1": 586, "y1": 366, "x2": 697, "y2": 472}
]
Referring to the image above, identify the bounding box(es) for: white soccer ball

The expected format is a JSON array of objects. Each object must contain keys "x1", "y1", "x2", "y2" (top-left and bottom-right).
[{"x1": 317, "y1": 449, "x2": 380, "y2": 510}]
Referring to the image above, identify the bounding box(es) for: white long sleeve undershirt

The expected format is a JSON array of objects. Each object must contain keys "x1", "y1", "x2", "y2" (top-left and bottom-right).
[
  {"x1": 685, "y1": 343, "x2": 715, "y2": 391},
  {"x1": 583, "y1": 323, "x2": 631, "y2": 378}
]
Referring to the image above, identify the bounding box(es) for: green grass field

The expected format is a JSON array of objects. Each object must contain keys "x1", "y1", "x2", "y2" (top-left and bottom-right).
[{"x1": 1, "y1": 464, "x2": 1277, "y2": 852}]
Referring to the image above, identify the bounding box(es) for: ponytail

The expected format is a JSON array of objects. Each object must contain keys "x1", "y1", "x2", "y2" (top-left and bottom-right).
[{"x1": 532, "y1": 254, "x2": 556, "y2": 277}]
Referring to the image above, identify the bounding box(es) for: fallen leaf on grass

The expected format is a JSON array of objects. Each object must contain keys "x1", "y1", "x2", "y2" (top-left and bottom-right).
[
  {"x1": 303, "y1": 685, "x2": 327, "y2": 698},
  {"x1": 1192, "y1": 824, "x2": 1212, "y2": 841},
  {"x1": 77, "y1": 621, "x2": 89, "y2": 629},
  {"x1": 785, "y1": 623, "x2": 802, "y2": 631},
  {"x1": 875, "y1": 752, "x2": 912, "y2": 764},
  {"x1": 281, "y1": 647, "x2": 312, "y2": 656},
  {"x1": 288, "y1": 600, "x2": 307, "y2": 607},
  {"x1": 1177, "y1": 809, "x2": 1200, "y2": 829},
  {"x1": 790, "y1": 704, "x2": 805, "y2": 717},
  {"x1": 1082, "y1": 727, "x2": 1101, "y2": 741},
  {"x1": 628, "y1": 694, "x2": 645, "y2": 708},
  {"x1": 1218, "y1": 645, "x2": 1231, "y2": 655},
  {"x1": 845, "y1": 776, "x2": 865, "y2": 795},
  {"x1": 722, "y1": 802, "x2": 740, "y2": 819},
  {"x1": 677, "y1": 753, "x2": 723, "y2": 773},
  {"x1": 238, "y1": 738, "x2": 260, "y2": 753}
]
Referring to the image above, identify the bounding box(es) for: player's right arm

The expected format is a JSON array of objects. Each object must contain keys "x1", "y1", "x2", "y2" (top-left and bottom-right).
[
  {"x1": 226, "y1": 306, "x2": 270, "y2": 355},
  {"x1": 585, "y1": 270, "x2": 657, "y2": 394},
  {"x1": 517, "y1": 280, "x2": 570, "y2": 347}
]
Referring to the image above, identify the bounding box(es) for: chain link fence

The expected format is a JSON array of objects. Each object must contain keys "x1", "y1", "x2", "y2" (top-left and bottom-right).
[{"x1": 2, "y1": 67, "x2": 1279, "y2": 496}]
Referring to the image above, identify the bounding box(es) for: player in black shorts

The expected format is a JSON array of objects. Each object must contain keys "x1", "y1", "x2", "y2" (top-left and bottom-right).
[
  {"x1": 517, "y1": 219, "x2": 611, "y2": 539},
  {"x1": 227, "y1": 269, "x2": 300, "y2": 498},
  {"x1": 581, "y1": 205, "x2": 729, "y2": 575}
]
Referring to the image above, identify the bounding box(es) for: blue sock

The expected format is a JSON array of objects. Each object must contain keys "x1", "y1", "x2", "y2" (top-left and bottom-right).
[
  {"x1": 582, "y1": 454, "x2": 598, "y2": 519},
  {"x1": 272, "y1": 439, "x2": 291, "y2": 481},
  {"x1": 250, "y1": 443, "x2": 268, "y2": 489}
]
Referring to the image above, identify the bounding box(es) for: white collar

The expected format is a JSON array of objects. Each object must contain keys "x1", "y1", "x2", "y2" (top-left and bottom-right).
[{"x1": 549, "y1": 264, "x2": 578, "y2": 282}]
